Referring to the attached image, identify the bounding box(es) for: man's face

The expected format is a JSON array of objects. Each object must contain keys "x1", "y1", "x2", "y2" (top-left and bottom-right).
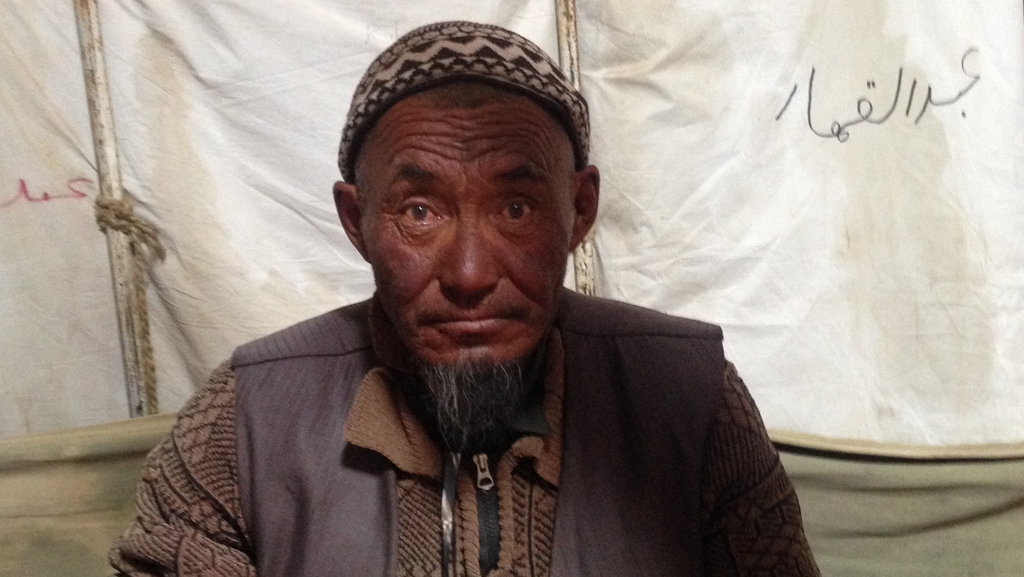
[{"x1": 334, "y1": 86, "x2": 599, "y2": 367}]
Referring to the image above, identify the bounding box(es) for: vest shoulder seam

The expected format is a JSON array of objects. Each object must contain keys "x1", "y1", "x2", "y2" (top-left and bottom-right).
[{"x1": 232, "y1": 344, "x2": 374, "y2": 368}]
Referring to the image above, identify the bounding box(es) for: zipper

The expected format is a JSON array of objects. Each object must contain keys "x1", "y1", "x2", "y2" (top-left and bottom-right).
[
  {"x1": 473, "y1": 453, "x2": 495, "y2": 491},
  {"x1": 441, "y1": 452, "x2": 461, "y2": 577},
  {"x1": 473, "y1": 453, "x2": 500, "y2": 575}
]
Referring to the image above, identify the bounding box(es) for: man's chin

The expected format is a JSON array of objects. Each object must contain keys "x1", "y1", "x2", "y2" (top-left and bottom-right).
[
  {"x1": 413, "y1": 348, "x2": 535, "y2": 453},
  {"x1": 414, "y1": 339, "x2": 537, "y2": 368}
]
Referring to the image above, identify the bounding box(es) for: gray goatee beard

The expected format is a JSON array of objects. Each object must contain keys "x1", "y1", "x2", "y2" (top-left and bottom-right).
[{"x1": 416, "y1": 357, "x2": 528, "y2": 454}]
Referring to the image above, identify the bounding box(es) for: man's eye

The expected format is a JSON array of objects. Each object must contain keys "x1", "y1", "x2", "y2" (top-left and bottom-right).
[
  {"x1": 407, "y1": 205, "x2": 431, "y2": 221},
  {"x1": 505, "y1": 201, "x2": 530, "y2": 221}
]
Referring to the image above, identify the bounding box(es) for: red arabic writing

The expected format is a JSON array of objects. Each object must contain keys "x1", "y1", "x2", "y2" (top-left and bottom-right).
[{"x1": 0, "y1": 178, "x2": 92, "y2": 209}]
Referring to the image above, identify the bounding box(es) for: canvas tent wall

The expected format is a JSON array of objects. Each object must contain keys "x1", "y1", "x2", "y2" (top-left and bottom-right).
[{"x1": 2, "y1": 0, "x2": 1023, "y2": 446}]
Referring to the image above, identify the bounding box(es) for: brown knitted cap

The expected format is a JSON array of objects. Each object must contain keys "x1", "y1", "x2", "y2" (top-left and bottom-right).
[{"x1": 338, "y1": 20, "x2": 590, "y2": 183}]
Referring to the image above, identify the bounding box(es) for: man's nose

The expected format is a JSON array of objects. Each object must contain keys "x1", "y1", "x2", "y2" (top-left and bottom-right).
[{"x1": 438, "y1": 217, "x2": 500, "y2": 307}]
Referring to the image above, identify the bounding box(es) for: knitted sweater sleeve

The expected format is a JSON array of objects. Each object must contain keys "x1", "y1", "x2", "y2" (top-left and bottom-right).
[
  {"x1": 109, "y1": 364, "x2": 256, "y2": 576},
  {"x1": 700, "y1": 363, "x2": 821, "y2": 577}
]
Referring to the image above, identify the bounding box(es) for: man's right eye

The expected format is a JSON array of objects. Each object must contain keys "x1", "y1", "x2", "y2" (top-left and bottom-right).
[{"x1": 403, "y1": 204, "x2": 442, "y2": 224}]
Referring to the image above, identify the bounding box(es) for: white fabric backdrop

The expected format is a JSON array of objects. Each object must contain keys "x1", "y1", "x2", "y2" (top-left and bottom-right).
[
  {"x1": 580, "y1": 0, "x2": 1024, "y2": 444},
  {"x1": 1, "y1": 0, "x2": 1021, "y2": 445},
  {"x1": 0, "y1": 0, "x2": 126, "y2": 437}
]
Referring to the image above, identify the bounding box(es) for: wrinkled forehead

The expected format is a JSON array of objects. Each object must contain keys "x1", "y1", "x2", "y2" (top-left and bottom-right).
[{"x1": 354, "y1": 82, "x2": 577, "y2": 184}]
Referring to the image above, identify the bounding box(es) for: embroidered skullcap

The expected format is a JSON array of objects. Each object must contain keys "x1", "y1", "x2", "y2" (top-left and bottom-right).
[{"x1": 338, "y1": 20, "x2": 590, "y2": 183}]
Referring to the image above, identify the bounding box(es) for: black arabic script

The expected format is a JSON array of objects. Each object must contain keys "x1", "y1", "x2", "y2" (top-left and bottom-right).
[{"x1": 776, "y1": 48, "x2": 980, "y2": 142}]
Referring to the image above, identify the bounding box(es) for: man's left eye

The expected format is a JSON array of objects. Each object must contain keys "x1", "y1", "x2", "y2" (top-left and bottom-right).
[
  {"x1": 409, "y1": 205, "x2": 430, "y2": 220},
  {"x1": 505, "y1": 201, "x2": 530, "y2": 220}
]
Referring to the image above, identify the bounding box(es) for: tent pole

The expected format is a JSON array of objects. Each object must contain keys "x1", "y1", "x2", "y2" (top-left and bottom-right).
[
  {"x1": 555, "y1": 0, "x2": 598, "y2": 296},
  {"x1": 554, "y1": 0, "x2": 582, "y2": 89},
  {"x1": 73, "y1": 0, "x2": 152, "y2": 417}
]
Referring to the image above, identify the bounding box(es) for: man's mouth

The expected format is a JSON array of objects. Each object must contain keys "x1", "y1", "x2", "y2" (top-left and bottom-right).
[
  {"x1": 419, "y1": 309, "x2": 525, "y2": 338},
  {"x1": 433, "y1": 317, "x2": 507, "y2": 335}
]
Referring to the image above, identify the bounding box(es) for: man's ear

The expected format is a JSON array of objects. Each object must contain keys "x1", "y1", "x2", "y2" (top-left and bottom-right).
[
  {"x1": 333, "y1": 181, "x2": 369, "y2": 260},
  {"x1": 569, "y1": 165, "x2": 600, "y2": 250}
]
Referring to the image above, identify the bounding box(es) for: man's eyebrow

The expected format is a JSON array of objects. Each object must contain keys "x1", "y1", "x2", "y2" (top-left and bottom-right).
[
  {"x1": 496, "y1": 164, "x2": 547, "y2": 182},
  {"x1": 394, "y1": 165, "x2": 435, "y2": 182}
]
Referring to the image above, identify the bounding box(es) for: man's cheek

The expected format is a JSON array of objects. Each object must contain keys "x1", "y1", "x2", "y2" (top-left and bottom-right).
[
  {"x1": 508, "y1": 238, "x2": 570, "y2": 292},
  {"x1": 372, "y1": 243, "x2": 436, "y2": 304}
]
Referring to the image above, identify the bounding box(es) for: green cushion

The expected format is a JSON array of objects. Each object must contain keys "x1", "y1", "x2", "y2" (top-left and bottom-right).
[
  {"x1": 1, "y1": 415, "x2": 1022, "y2": 576},
  {"x1": 0, "y1": 415, "x2": 174, "y2": 577}
]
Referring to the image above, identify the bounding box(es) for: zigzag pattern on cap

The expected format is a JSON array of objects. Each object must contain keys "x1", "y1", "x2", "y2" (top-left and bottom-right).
[{"x1": 338, "y1": 21, "x2": 589, "y2": 183}]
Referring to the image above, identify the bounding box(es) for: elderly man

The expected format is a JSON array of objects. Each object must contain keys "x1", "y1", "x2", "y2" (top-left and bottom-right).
[{"x1": 111, "y1": 21, "x2": 819, "y2": 577}]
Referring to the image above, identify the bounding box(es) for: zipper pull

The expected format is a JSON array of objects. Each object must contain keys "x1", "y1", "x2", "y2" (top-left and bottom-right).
[{"x1": 472, "y1": 453, "x2": 495, "y2": 491}]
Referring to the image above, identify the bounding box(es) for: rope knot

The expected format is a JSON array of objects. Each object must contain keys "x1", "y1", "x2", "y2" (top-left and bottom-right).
[
  {"x1": 94, "y1": 193, "x2": 163, "y2": 415},
  {"x1": 95, "y1": 195, "x2": 166, "y2": 261}
]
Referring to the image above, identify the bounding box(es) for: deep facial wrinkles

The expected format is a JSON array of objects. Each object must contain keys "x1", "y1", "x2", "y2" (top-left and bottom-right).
[
  {"x1": 362, "y1": 106, "x2": 570, "y2": 189},
  {"x1": 341, "y1": 87, "x2": 593, "y2": 367}
]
